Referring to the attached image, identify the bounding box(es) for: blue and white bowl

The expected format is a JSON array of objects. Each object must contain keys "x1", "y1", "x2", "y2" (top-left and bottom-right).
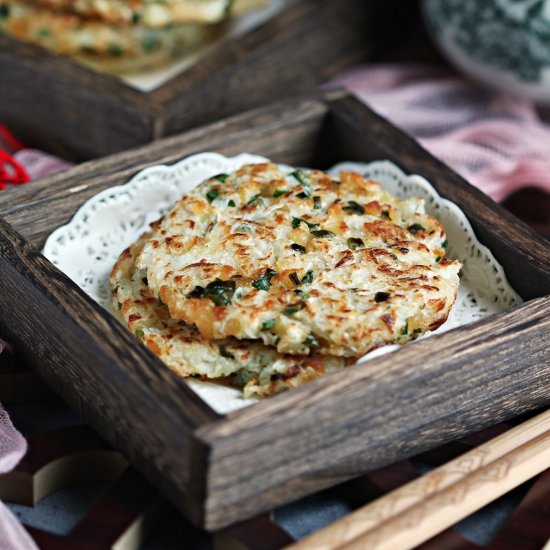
[{"x1": 422, "y1": 0, "x2": 550, "y2": 104}]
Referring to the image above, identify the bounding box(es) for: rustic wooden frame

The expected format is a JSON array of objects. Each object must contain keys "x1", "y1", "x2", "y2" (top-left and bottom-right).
[
  {"x1": 0, "y1": 91, "x2": 548, "y2": 531},
  {"x1": 0, "y1": 0, "x2": 404, "y2": 161}
]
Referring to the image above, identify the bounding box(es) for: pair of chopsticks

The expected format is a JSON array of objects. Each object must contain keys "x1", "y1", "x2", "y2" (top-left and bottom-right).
[{"x1": 289, "y1": 409, "x2": 550, "y2": 550}]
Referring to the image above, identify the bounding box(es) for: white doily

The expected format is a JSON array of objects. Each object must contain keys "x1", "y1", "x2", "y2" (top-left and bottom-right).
[{"x1": 43, "y1": 153, "x2": 522, "y2": 413}]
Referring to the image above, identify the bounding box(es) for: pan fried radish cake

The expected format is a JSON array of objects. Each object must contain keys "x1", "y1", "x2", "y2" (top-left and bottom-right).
[
  {"x1": 136, "y1": 162, "x2": 462, "y2": 358},
  {"x1": 111, "y1": 232, "x2": 348, "y2": 398},
  {"x1": 25, "y1": 0, "x2": 231, "y2": 26},
  {"x1": 0, "y1": 1, "x2": 219, "y2": 58}
]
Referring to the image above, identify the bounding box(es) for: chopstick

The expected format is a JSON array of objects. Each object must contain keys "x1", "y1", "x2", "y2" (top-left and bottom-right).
[{"x1": 289, "y1": 409, "x2": 550, "y2": 550}]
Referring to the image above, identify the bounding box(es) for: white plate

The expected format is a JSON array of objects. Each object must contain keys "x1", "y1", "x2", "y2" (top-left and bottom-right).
[{"x1": 43, "y1": 153, "x2": 522, "y2": 413}]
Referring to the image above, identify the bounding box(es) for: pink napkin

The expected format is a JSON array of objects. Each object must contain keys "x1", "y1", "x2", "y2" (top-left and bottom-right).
[
  {"x1": 330, "y1": 64, "x2": 550, "y2": 202},
  {"x1": 0, "y1": 344, "x2": 37, "y2": 550}
]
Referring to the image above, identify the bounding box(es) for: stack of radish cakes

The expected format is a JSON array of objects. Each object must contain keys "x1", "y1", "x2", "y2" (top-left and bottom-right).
[
  {"x1": 111, "y1": 162, "x2": 462, "y2": 398},
  {"x1": 0, "y1": 0, "x2": 268, "y2": 72}
]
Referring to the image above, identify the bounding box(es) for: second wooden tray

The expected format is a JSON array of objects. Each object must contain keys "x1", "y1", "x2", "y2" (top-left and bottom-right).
[{"x1": 0, "y1": 0, "x2": 405, "y2": 161}]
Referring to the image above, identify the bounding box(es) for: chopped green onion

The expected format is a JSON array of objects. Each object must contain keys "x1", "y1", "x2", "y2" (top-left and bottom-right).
[
  {"x1": 304, "y1": 333, "x2": 320, "y2": 348},
  {"x1": 374, "y1": 291, "x2": 390, "y2": 302},
  {"x1": 212, "y1": 173, "x2": 229, "y2": 183},
  {"x1": 301, "y1": 270, "x2": 314, "y2": 285},
  {"x1": 401, "y1": 322, "x2": 409, "y2": 335},
  {"x1": 414, "y1": 328, "x2": 422, "y2": 334},
  {"x1": 282, "y1": 303, "x2": 304, "y2": 315},
  {"x1": 117, "y1": 302, "x2": 123, "y2": 310},
  {"x1": 135, "y1": 328, "x2": 145, "y2": 339},
  {"x1": 262, "y1": 319, "x2": 276, "y2": 331},
  {"x1": 246, "y1": 194, "x2": 262, "y2": 206},
  {"x1": 188, "y1": 279, "x2": 236, "y2": 306},
  {"x1": 290, "y1": 170, "x2": 311, "y2": 197},
  {"x1": 408, "y1": 223, "x2": 426, "y2": 235},
  {"x1": 289, "y1": 273, "x2": 301, "y2": 286},
  {"x1": 233, "y1": 369, "x2": 252, "y2": 386},
  {"x1": 227, "y1": 199, "x2": 236, "y2": 207},
  {"x1": 290, "y1": 170, "x2": 306, "y2": 185},
  {"x1": 291, "y1": 243, "x2": 307, "y2": 254},
  {"x1": 220, "y1": 348, "x2": 235, "y2": 359},
  {"x1": 442, "y1": 239, "x2": 448, "y2": 249},
  {"x1": 187, "y1": 286, "x2": 205, "y2": 298},
  {"x1": 310, "y1": 229, "x2": 335, "y2": 238},
  {"x1": 273, "y1": 189, "x2": 288, "y2": 198},
  {"x1": 347, "y1": 237, "x2": 364, "y2": 250},
  {"x1": 203, "y1": 278, "x2": 236, "y2": 306},
  {"x1": 342, "y1": 201, "x2": 365, "y2": 215},
  {"x1": 252, "y1": 269, "x2": 277, "y2": 291},
  {"x1": 292, "y1": 217, "x2": 319, "y2": 231},
  {"x1": 108, "y1": 43, "x2": 124, "y2": 56},
  {"x1": 313, "y1": 196, "x2": 322, "y2": 209},
  {"x1": 142, "y1": 35, "x2": 160, "y2": 53},
  {"x1": 206, "y1": 189, "x2": 219, "y2": 203},
  {"x1": 435, "y1": 256, "x2": 441, "y2": 263}
]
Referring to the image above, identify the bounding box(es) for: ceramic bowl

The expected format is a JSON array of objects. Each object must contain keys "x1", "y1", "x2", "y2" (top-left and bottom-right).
[{"x1": 422, "y1": 0, "x2": 550, "y2": 104}]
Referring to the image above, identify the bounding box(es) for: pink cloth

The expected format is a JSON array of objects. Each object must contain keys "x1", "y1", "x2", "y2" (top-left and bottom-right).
[
  {"x1": 0, "y1": 344, "x2": 37, "y2": 550},
  {"x1": 14, "y1": 149, "x2": 73, "y2": 182},
  {"x1": 331, "y1": 64, "x2": 550, "y2": 202}
]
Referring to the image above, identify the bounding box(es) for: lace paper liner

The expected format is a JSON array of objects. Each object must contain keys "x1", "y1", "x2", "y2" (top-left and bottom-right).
[{"x1": 43, "y1": 153, "x2": 522, "y2": 413}]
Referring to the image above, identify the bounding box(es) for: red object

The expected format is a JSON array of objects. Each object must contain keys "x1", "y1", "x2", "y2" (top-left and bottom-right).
[
  {"x1": 0, "y1": 124, "x2": 30, "y2": 190},
  {"x1": 0, "y1": 149, "x2": 31, "y2": 190}
]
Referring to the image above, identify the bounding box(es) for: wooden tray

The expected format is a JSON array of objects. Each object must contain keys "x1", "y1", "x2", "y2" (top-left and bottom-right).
[
  {"x1": 0, "y1": 90, "x2": 548, "y2": 531},
  {"x1": 0, "y1": 0, "x2": 404, "y2": 161}
]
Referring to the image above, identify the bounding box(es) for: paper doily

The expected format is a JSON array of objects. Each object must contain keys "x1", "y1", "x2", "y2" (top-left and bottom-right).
[{"x1": 43, "y1": 153, "x2": 522, "y2": 413}]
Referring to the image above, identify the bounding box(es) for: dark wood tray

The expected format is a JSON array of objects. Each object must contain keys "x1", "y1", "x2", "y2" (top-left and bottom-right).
[
  {"x1": 0, "y1": 0, "x2": 403, "y2": 161},
  {"x1": 0, "y1": 90, "x2": 548, "y2": 531}
]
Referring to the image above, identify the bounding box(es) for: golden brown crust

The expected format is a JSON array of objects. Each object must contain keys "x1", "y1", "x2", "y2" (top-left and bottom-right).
[
  {"x1": 110, "y1": 231, "x2": 347, "y2": 397},
  {"x1": 0, "y1": 0, "x2": 222, "y2": 70},
  {"x1": 21, "y1": 0, "x2": 230, "y2": 26},
  {"x1": 136, "y1": 163, "x2": 462, "y2": 357}
]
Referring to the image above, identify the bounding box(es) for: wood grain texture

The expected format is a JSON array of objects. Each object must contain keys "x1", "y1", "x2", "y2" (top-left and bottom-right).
[
  {"x1": 290, "y1": 410, "x2": 550, "y2": 549},
  {"x1": 0, "y1": 94, "x2": 330, "y2": 247},
  {"x1": 197, "y1": 296, "x2": 550, "y2": 529},
  {"x1": 0, "y1": 35, "x2": 155, "y2": 160},
  {"x1": 0, "y1": 350, "x2": 52, "y2": 404},
  {"x1": 0, "y1": 216, "x2": 216, "y2": 526},
  {"x1": 215, "y1": 431, "x2": 550, "y2": 550},
  {"x1": 0, "y1": 92, "x2": 548, "y2": 531},
  {"x1": 0, "y1": 0, "x2": 402, "y2": 160}
]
